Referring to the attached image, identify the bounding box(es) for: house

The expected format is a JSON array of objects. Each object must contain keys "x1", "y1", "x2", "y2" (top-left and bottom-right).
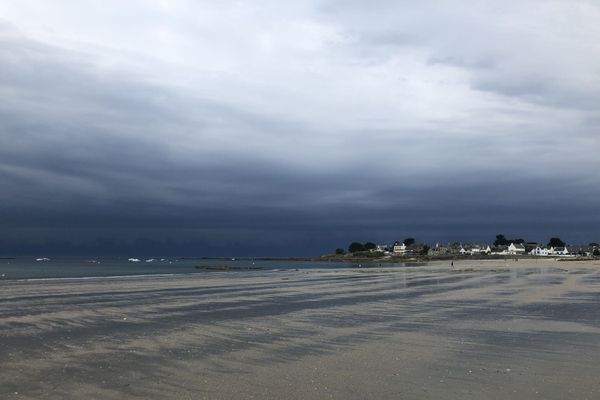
[
  {"x1": 392, "y1": 242, "x2": 407, "y2": 256},
  {"x1": 469, "y1": 244, "x2": 491, "y2": 254},
  {"x1": 525, "y1": 242, "x2": 540, "y2": 253},
  {"x1": 454, "y1": 243, "x2": 490, "y2": 255},
  {"x1": 376, "y1": 244, "x2": 391, "y2": 253},
  {"x1": 567, "y1": 245, "x2": 594, "y2": 256},
  {"x1": 428, "y1": 243, "x2": 450, "y2": 257},
  {"x1": 529, "y1": 246, "x2": 570, "y2": 257},
  {"x1": 530, "y1": 246, "x2": 550, "y2": 256},
  {"x1": 507, "y1": 243, "x2": 526, "y2": 255},
  {"x1": 549, "y1": 246, "x2": 569, "y2": 256},
  {"x1": 447, "y1": 243, "x2": 464, "y2": 255},
  {"x1": 407, "y1": 243, "x2": 427, "y2": 255},
  {"x1": 491, "y1": 245, "x2": 509, "y2": 255}
]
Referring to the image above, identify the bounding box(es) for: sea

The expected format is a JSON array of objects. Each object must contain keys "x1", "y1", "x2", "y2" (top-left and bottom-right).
[{"x1": 0, "y1": 257, "x2": 402, "y2": 281}]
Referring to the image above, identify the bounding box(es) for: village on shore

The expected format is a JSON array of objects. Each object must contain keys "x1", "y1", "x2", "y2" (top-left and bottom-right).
[{"x1": 327, "y1": 234, "x2": 600, "y2": 261}]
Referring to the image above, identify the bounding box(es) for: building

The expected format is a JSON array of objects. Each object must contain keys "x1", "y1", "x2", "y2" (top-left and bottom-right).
[
  {"x1": 392, "y1": 242, "x2": 407, "y2": 256},
  {"x1": 491, "y1": 245, "x2": 509, "y2": 255},
  {"x1": 525, "y1": 242, "x2": 540, "y2": 253},
  {"x1": 567, "y1": 245, "x2": 595, "y2": 256},
  {"x1": 447, "y1": 243, "x2": 464, "y2": 255},
  {"x1": 407, "y1": 243, "x2": 428, "y2": 255},
  {"x1": 529, "y1": 246, "x2": 571, "y2": 256},
  {"x1": 376, "y1": 244, "x2": 390, "y2": 253},
  {"x1": 466, "y1": 244, "x2": 491, "y2": 254},
  {"x1": 530, "y1": 246, "x2": 550, "y2": 256},
  {"x1": 428, "y1": 243, "x2": 450, "y2": 257},
  {"x1": 507, "y1": 243, "x2": 526, "y2": 255},
  {"x1": 550, "y1": 246, "x2": 569, "y2": 256}
]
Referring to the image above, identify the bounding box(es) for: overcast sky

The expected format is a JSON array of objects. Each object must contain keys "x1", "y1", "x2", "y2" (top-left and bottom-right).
[{"x1": 1, "y1": 1, "x2": 599, "y2": 255}]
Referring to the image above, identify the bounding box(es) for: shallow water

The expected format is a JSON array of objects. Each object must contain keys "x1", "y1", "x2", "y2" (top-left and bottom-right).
[{"x1": 0, "y1": 257, "x2": 401, "y2": 280}]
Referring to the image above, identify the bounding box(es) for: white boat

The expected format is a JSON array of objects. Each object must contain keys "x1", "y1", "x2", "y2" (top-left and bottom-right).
[{"x1": 128, "y1": 258, "x2": 140, "y2": 262}]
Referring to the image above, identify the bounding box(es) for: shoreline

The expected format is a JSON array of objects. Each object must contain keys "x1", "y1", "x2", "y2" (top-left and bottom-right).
[{"x1": 2, "y1": 257, "x2": 600, "y2": 283}]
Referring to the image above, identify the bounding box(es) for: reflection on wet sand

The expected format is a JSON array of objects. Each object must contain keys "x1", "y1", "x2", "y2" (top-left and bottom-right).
[{"x1": 1, "y1": 260, "x2": 600, "y2": 399}]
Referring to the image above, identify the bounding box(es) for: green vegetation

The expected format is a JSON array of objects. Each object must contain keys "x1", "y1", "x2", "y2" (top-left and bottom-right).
[
  {"x1": 335, "y1": 248, "x2": 346, "y2": 255},
  {"x1": 346, "y1": 241, "x2": 383, "y2": 254},
  {"x1": 364, "y1": 242, "x2": 377, "y2": 251},
  {"x1": 350, "y1": 251, "x2": 384, "y2": 258},
  {"x1": 348, "y1": 242, "x2": 366, "y2": 253},
  {"x1": 494, "y1": 234, "x2": 524, "y2": 246},
  {"x1": 547, "y1": 237, "x2": 566, "y2": 247}
]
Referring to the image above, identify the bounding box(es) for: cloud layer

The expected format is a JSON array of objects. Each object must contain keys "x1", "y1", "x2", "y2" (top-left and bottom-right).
[{"x1": 1, "y1": 1, "x2": 599, "y2": 255}]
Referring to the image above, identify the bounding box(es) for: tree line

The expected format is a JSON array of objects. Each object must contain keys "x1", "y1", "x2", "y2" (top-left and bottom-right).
[
  {"x1": 494, "y1": 234, "x2": 567, "y2": 248},
  {"x1": 336, "y1": 242, "x2": 377, "y2": 254}
]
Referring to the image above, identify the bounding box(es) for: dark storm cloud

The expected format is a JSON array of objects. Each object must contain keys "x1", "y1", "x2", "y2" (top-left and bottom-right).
[
  {"x1": 0, "y1": 30, "x2": 318, "y2": 208},
  {"x1": 1, "y1": 1, "x2": 599, "y2": 255}
]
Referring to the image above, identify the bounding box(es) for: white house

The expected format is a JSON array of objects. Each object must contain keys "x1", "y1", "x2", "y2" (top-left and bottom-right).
[
  {"x1": 491, "y1": 247, "x2": 509, "y2": 255},
  {"x1": 549, "y1": 246, "x2": 569, "y2": 256},
  {"x1": 472, "y1": 245, "x2": 491, "y2": 254},
  {"x1": 392, "y1": 242, "x2": 407, "y2": 255},
  {"x1": 530, "y1": 246, "x2": 550, "y2": 256},
  {"x1": 507, "y1": 243, "x2": 526, "y2": 255},
  {"x1": 457, "y1": 244, "x2": 492, "y2": 255},
  {"x1": 376, "y1": 244, "x2": 390, "y2": 253}
]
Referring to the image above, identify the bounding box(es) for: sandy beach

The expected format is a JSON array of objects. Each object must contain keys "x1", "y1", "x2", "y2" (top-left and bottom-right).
[{"x1": 1, "y1": 259, "x2": 600, "y2": 399}]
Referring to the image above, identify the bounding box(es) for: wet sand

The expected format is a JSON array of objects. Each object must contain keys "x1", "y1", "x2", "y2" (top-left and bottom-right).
[{"x1": 1, "y1": 259, "x2": 600, "y2": 399}]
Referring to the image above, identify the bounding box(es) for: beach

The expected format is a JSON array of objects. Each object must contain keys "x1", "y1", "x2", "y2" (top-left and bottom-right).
[{"x1": 1, "y1": 259, "x2": 600, "y2": 399}]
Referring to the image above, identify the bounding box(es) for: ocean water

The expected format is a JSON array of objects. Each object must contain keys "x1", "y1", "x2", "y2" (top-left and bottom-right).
[{"x1": 0, "y1": 257, "x2": 401, "y2": 280}]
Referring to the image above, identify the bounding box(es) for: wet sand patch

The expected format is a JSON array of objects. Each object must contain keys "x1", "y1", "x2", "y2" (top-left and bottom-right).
[{"x1": 1, "y1": 265, "x2": 600, "y2": 399}]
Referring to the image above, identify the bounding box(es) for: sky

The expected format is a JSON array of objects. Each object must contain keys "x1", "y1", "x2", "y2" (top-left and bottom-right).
[{"x1": 1, "y1": 1, "x2": 599, "y2": 256}]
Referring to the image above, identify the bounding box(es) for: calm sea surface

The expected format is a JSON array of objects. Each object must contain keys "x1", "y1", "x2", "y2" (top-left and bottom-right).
[{"x1": 0, "y1": 257, "x2": 402, "y2": 280}]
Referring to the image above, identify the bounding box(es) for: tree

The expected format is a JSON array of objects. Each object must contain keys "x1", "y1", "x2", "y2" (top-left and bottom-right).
[
  {"x1": 348, "y1": 242, "x2": 365, "y2": 253},
  {"x1": 589, "y1": 243, "x2": 599, "y2": 247},
  {"x1": 547, "y1": 237, "x2": 566, "y2": 248},
  {"x1": 494, "y1": 234, "x2": 509, "y2": 247},
  {"x1": 594, "y1": 249, "x2": 600, "y2": 257},
  {"x1": 403, "y1": 238, "x2": 415, "y2": 246},
  {"x1": 335, "y1": 248, "x2": 346, "y2": 255},
  {"x1": 364, "y1": 242, "x2": 377, "y2": 251},
  {"x1": 420, "y1": 245, "x2": 430, "y2": 256}
]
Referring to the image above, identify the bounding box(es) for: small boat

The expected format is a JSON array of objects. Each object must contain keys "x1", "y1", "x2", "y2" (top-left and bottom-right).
[
  {"x1": 128, "y1": 258, "x2": 141, "y2": 262},
  {"x1": 35, "y1": 258, "x2": 51, "y2": 262}
]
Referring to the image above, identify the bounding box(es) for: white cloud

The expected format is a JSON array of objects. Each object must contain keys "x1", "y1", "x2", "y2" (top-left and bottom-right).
[{"x1": 1, "y1": 1, "x2": 599, "y2": 249}]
